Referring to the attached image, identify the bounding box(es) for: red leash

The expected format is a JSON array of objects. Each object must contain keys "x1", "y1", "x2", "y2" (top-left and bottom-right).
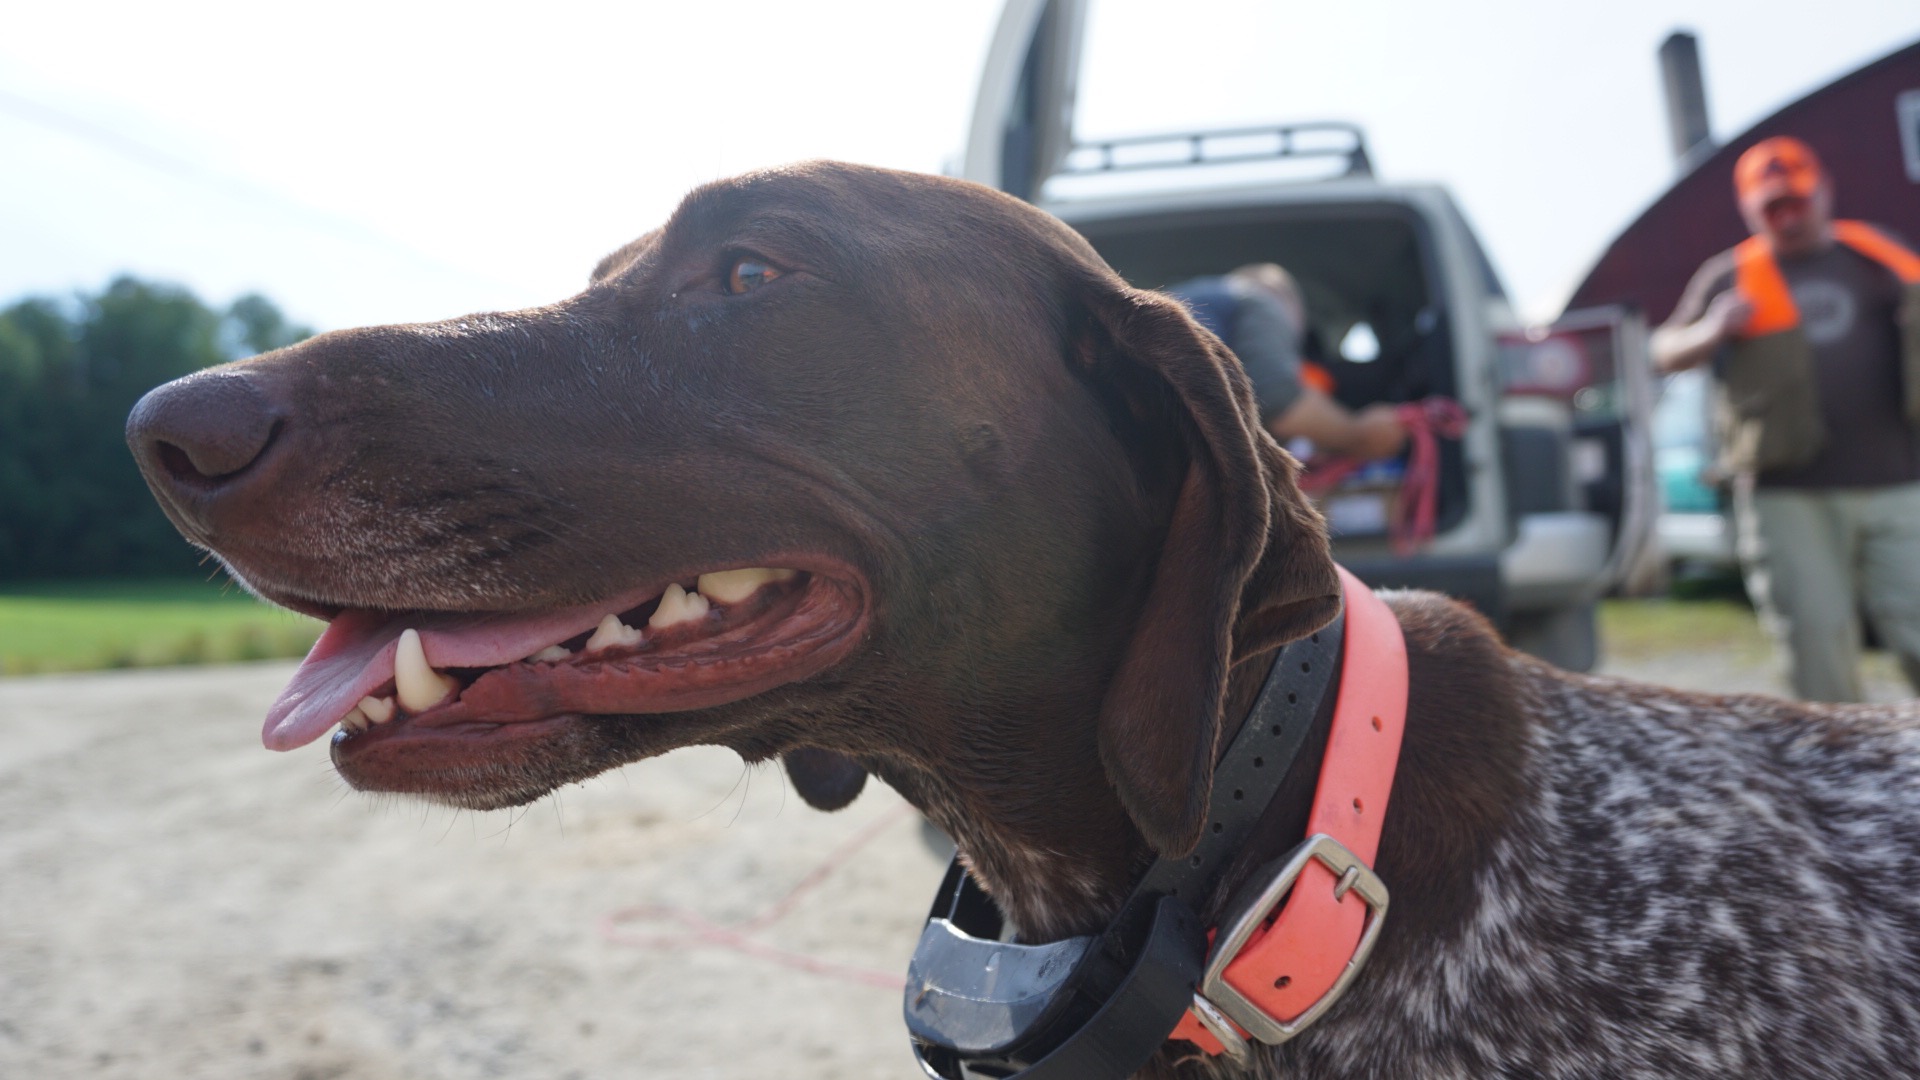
[
  {"x1": 599, "y1": 802, "x2": 914, "y2": 990},
  {"x1": 1299, "y1": 397, "x2": 1468, "y2": 556}
]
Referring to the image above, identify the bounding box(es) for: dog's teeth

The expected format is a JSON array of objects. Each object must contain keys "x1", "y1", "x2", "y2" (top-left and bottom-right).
[
  {"x1": 359, "y1": 695, "x2": 396, "y2": 725},
  {"x1": 526, "y1": 645, "x2": 573, "y2": 663},
  {"x1": 583, "y1": 615, "x2": 642, "y2": 653},
  {"x1": 394, "y1": 628, "x2": 459, "y2": 713},
  {"x1": 341, "y1": 705, "x2": 370, "y2": 733},
  {"x1": 648, "y1": 582, "x2": 711, "y2": 629},
  {"x1": 695, "y1": 567, "x2": 797, "y2": 604}
]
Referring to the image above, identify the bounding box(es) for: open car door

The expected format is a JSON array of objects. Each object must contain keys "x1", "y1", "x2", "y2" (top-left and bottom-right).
[
  {"x1": 1497, "y1": 304, "x2": 1662, "y2": 605},
  {"x1": 959, "y1": 0, "x2": 1090, "y2": 202}
]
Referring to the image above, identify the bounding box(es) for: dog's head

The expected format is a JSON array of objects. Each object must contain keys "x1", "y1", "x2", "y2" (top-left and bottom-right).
[{"x1": 128, "y1": 162, "x2": 1337, "y2": 922}]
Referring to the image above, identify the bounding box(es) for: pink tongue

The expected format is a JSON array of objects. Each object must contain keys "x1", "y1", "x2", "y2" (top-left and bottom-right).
[{"x1": 262, "y1": 596, "x2": 646, "y2": 751}]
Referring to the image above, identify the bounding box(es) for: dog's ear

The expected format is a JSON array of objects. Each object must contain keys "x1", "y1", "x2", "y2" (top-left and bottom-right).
[
  {"x1": 1075, "y1": 276, "x2": 1341, "y2": 856},
  {"x1": 782, "y1": 748, "x2": 868, "y2": 811}
]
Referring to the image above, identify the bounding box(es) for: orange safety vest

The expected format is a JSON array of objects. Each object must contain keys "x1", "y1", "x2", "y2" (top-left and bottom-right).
[
  {"x1": 1715, "y1": 220, "x2": 1920, "y2": 475},
  {"x1": 1300, "y1": 360, "x2": 1336, "y2": 394},
  {"x1": 1733, "y1": 220, "x2": 1920, "y2": 335}
]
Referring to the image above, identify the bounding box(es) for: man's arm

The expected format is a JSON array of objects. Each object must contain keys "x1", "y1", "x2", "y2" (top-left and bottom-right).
[
  {"x1": 1268, "y1": 388, "x2": 1406, "y2": 460},
  {"x1": 1650, "y1": 254, "x2": 1748, "y2": 375},
  {"x1": 1650, "y1": 290, "x2": 1752, "y2": 374}
]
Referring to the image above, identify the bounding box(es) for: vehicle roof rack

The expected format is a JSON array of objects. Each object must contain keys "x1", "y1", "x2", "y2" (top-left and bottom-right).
[{"x1": 1059, "y1": 121, "x2": 1373, "y2": 181}]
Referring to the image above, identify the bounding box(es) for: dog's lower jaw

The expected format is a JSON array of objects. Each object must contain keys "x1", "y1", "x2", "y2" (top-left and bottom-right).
[
  {"x1": 328, "y1": 714, "x2": 605, "y2": 806},
  {"x1": 329, "y1": 699, "x2": 770, "y2": 807}
]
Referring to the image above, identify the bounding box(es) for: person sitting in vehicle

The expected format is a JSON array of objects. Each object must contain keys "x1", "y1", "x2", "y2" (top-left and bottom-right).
[{"x1": 1167, "y1": 263, "x2": 1407, "y2": 461}]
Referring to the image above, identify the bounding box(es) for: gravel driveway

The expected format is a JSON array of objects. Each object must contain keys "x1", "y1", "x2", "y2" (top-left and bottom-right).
[{"x1": 2, "y1": 631, "x2": 1909, "y2": 1079}]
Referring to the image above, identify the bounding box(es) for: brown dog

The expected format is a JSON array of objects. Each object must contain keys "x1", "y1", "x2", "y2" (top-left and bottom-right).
[{"x1": 128, "y1": 162, "x2": 1920, "y2": 1077}]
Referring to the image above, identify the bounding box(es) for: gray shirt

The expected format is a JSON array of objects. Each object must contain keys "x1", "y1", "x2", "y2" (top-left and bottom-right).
[{"x1": 1167, "y1": 276, "x2": 1306, "y2": 423}]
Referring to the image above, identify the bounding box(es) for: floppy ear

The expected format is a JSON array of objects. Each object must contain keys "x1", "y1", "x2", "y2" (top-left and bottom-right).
[
  {"x1": 1077, "y1": 277, "x2": 1341, "y2": 857},
  {"x1": 782, "y1": 748, "x2": 869, "y2": 811}
]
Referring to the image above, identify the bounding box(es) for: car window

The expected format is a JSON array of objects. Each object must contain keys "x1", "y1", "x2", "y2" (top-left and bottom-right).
[{"x1": 1653, "y1": 369, "x2": 1709, "y2": 450}]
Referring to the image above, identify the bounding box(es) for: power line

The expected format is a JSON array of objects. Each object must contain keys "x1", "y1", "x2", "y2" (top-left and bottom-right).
[{"x1": 0, "y1": 86, "x2": 515, "y2": 293}]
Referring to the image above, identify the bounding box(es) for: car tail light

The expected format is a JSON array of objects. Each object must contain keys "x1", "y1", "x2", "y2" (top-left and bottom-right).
[{"x1": 1496, "y1": 329, "x2": 1591, "y2": 398}]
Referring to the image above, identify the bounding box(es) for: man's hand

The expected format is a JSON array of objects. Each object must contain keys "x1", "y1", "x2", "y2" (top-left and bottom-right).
[
  {"x1": 1351, "y1": 404, "x2": 1409, "y2": 461},
  {"x1": 1270, "y1": 389, "x2": 1408, "y2": 461},
  {"x1": 1702, "y1": 289, "x2": 1754, "y2": 342}
]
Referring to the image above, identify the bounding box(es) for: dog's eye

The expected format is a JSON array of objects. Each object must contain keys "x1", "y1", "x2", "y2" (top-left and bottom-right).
[{"x1": 726, "y1": 257, "x2": 782, "y2": 295}]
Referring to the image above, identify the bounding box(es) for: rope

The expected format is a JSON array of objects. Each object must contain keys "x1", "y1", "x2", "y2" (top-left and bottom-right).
[
  {"x1": 598, "y1": 802, "x2": 915, "y2": 990},
  {"x1": 1299, "y1": 397, "x2": 1470, "y2": 556}
]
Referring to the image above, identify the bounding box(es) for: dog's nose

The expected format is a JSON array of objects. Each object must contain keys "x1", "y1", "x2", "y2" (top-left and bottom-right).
[{"x1": 127, "y1": 370, "x2": 284, "y2": 534}]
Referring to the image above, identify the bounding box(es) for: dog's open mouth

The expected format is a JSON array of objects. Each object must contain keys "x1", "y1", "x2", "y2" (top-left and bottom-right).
[{"x1": 263, "y1": 564, "x2": 868, "y2": 752}]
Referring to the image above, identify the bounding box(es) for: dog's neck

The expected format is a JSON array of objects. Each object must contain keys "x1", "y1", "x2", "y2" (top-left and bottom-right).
[
  {"x1": 872, "y1": 684, "x2": 1153, "y2": 941},
  {"x1": 878, "y1": 592, "x2": 1532, "y2": 954},
  {"x1": 874, "y1": 642, "x2": 1331, "y2": 943}
]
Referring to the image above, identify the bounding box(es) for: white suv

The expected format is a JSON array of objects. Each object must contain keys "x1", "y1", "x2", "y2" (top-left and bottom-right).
[{"x1": 960, "y1": 0, "x2": 1658, "y2": 670}]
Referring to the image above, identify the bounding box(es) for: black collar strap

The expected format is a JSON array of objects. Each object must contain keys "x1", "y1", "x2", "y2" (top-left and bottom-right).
[{"x1": 906, "y1": 616, "x2": 1346, "y2": 1080}]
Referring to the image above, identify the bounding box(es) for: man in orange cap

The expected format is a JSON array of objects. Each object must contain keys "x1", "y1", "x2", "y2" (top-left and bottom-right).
[{"x1": 1653, "y1": 136, "x2": 1920, "y2": 701}]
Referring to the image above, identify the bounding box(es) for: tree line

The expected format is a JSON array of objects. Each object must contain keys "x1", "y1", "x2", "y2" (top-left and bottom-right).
[{"x1": 0, "y1": 277, "x2": 311, "y2": 580}]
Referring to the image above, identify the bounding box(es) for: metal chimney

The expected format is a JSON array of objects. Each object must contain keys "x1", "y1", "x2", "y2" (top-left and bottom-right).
[{"x1": 1659, "y1": 31, "x2": 1716, "y2": 171}]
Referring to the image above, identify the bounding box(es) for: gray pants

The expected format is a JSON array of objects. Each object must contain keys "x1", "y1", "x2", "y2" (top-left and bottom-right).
[{"x1": 1735, "y1": 478, "x2": 1920, "y2": 701}]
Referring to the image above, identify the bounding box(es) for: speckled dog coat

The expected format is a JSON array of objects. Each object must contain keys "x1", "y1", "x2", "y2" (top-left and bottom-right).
[{"x1": 1167, "y1": 610, "x2": 1920, "y2": 1079}]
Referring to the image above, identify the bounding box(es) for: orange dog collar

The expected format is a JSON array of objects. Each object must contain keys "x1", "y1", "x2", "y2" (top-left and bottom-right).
[
  {"x1": 1174, "y1": 565, "x2": 1408, "y2": 1060},
  {"x1": 907, "y1": 567, "x2": 1404, "y2": 1079}
]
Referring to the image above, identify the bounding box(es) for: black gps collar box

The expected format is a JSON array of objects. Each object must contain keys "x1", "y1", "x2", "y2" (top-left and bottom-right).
[{"x1": 904, "y1": 618, "x2": 1346, "y2": 1079}]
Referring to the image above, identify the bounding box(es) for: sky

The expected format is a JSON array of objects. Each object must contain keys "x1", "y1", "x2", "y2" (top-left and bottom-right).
[{"x1": 3, "y1": 0, "x2": 1918, "y2": 330}]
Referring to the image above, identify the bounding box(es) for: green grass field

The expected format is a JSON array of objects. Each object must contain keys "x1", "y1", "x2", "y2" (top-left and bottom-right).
[
  {"x1": 1, "y1": 575, "x2": 1762, "y2": 679},
  {"x1": 0, "y1": 578, "x2": 321, "y2": 675},
  {"x1": 1597, "y1": 597, "x2": 1771, "y2": 663}
]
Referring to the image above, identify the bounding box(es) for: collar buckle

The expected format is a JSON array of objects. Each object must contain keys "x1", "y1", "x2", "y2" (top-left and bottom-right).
[{"x1": 1194, "y1": 833, "x2": 1389, "y2": 1047}]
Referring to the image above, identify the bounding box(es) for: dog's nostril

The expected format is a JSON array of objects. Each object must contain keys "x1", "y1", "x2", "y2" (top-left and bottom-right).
[
  {"x1": 157, "y1": 440, "x2": 210, "y2": 484},
  {"x1": 154, "y1": 422, "x2": 280, "y2": 487},
  {"x1": 128, "y1": 372, "x2": 283, "y2": 490}
]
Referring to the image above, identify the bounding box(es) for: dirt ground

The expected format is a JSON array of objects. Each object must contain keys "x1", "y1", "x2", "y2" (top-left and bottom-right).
[{"x1": 1, "y1": 636, "x2": 1910, "y2": 1080}]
